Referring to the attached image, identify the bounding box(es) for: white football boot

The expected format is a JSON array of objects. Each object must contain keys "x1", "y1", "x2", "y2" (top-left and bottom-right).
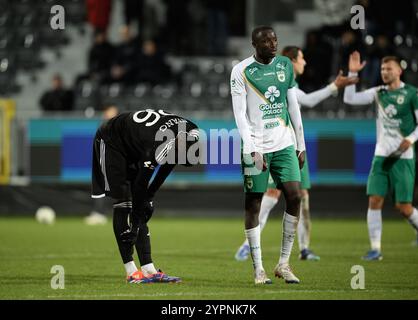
[
  {"x1": 274, "y1": 264, "x2": 300, "y2": 284},
  {"x1": 254, "y1": 269, "x2": 273, "y2": 285}
]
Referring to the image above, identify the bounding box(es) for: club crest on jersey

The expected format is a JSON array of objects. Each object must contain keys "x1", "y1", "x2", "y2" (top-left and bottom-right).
[
  {"x1": 385, "y1": 104, "x2": 397, "y2": 118},
  {"x1": 276, "y1": 71, "x2": 286, "y2": 82},
  {"x1": 264, "y1": 86, "x2": 280, "y2": 102},
  {"x1": 397, "y1": 95, "x2": 405, "y2": 105}
]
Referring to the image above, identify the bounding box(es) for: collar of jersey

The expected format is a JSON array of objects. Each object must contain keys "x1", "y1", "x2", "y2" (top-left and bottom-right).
[
  {"x1": 252, "y1": 55, "x2": 276, "y2": 66},
  {"x1": 382, "y1": 81, "x2": 405, "y2": 91}
]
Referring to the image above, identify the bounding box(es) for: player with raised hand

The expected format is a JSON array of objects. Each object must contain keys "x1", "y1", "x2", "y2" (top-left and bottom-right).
[
  {"x1": 344, "y1": 51, "x2": 418, "y2": 260},
  {"x1": 91, "y1": 109, "x2": 200, "y2": 283},
  {"x1": 231, "y1": 27, "x2": 306, "y2": 284},
  {"x1": 235, "y1": 46, "x2": 359, "y2": 262}
]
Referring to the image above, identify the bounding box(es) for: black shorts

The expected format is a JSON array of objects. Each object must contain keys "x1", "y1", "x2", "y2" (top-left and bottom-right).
[{"x1": 91, "y1": 131, "x2": 134, "y2": 200}]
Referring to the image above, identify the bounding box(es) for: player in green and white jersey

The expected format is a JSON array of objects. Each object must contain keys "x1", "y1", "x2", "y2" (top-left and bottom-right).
[
  {"x1": 231, "y1": 26, "x2": 306, "y2": 284},
  {"x1": 344, "y1": 51, "x2": 418, "y2": 260},
  {"x1": 234, "y1": 46, "x2": 359, "y2": 263}
]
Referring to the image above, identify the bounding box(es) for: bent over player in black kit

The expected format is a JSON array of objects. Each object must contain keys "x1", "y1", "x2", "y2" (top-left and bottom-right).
[{"x1": 91, "y1": 109, "x2": 200, "y2": 283}]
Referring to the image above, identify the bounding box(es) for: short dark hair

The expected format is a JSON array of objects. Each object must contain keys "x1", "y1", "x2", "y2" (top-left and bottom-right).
[
  {"x1": 282, "y1": 46, "x2": 301, "y2": 61},
  {"x1": 251, "y1": 26, "x2": 274, "y2": 42},
  {"x1": 381, "y1": 56, "x2": 401, "y2": 67}
]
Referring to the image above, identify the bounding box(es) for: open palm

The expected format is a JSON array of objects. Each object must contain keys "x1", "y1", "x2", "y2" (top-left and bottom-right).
[
  {"x1": 349, "y1": 51, "x2": 366, "y2": 73},
  {"x1": 334, "y1": 70, "x2": 359, "y2": 88}
]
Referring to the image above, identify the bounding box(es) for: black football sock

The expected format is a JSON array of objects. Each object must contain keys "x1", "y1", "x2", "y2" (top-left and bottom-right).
[
  {"x1": 92, "y1": 197, "x2": 106, "y2": 215},
  {"x1": 135, "y1": 223, "x2": 153, "y2": 266},
  {"x1": 112, "y1": 201, "x2": 134, "y2": 264}
]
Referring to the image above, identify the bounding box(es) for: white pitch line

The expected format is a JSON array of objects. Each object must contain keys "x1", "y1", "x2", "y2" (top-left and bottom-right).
[{"x1": 46, "y1": 288, "x2": 411, "y2": 299}]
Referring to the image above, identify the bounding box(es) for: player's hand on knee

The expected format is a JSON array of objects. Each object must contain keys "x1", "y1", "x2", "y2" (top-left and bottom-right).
[
  {"x1": 120, "y1": 226, "x2": 139, "y2": 244},
  {"x1": 143, "y1": 198, "x2": 154, "y2": 223},
  {"x1": 297, "y1": 150, "x2": 305, "y2": 169}
]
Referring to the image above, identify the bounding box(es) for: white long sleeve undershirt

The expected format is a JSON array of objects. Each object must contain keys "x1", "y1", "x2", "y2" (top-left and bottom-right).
[
  {"x1": 343, "y1": 72, "x2": 375, "y2": 105},
  {"x1": 232, "y1": 94, "x2": 256, "y2": 154},
  {"x1": 288, "y1": 87, "x2": 306, "y2": 152},
  {"x1": 296, "y1": 83, "x2": 338, "y2": 108}
]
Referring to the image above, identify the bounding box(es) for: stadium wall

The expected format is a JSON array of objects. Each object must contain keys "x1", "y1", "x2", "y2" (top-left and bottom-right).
[
  {"x1": 25, "y1": 117, "x2": 376, "y2": 185},
  {"x1": 0, "y1": 183, "x2": 405, "y2": 218},
  {"x1": 2, "y1": 116, "x2": 395, "y2": 217}
]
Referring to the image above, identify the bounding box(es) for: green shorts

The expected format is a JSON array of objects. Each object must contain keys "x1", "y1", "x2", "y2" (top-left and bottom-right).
[
  {"x1": 242, "y1": 145, "x2": 301, "y2": 193},
  {"x1": 367, "y1": 156, "x2": 415, "y2": 203},
  {"x1": 268, "y1": 154, "x2": 310, "y2": 190}
]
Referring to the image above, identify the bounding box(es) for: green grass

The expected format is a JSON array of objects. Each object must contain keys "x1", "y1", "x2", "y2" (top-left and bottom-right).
[{"x1": 0, "y1": 216, "x2": 417, "y2": 300}]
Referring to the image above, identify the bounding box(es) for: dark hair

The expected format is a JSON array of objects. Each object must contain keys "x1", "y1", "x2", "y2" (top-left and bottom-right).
[
  {"x1": 381, "y1": 56, "x2": 401, "y2": 67},
  {"x1": 251, "y1": 26, "x2": 274, "y2": 42},
  {"x1": 281, "y1": 46, "x2": 301, "y2": 61}
]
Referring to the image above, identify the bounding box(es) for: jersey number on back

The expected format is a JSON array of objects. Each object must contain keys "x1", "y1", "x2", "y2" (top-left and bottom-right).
[{"x1": 133, "y1": 109, "x2": 173, "y2": 127}]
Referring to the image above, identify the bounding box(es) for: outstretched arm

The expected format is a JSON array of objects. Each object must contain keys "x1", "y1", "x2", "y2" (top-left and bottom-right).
[
  {"x1": 297, "y1": 85, "x2": 337, "y2": 108},
  {"x1": 298, "y1": 70, "x2": 358, "y2": 108},
  {"x1": 343, "y1": 74, "x2": 376, "y2": 105}
]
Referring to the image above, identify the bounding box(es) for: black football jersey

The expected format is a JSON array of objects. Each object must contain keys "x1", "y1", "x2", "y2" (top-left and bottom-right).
[{"x1": 98, "y1": 109, "x2": 199, "y2": 166}]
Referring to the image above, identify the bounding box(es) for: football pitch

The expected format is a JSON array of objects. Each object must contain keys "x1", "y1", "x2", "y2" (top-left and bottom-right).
[{"x1": 1, "y1": 216, "x2": 417, "y2": 300}]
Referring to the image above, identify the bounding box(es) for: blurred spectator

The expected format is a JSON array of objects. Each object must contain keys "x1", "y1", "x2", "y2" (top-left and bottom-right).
[
  {"x1": 339, "y1": 30, "x2": 364, "y2": 72},
  {"x1": 143, "y1": 0, "x2": 166, "y2": 43},
  {"x1": 298, "y1": 31, "x2": 333, "y2": 92},
  {"x1": 187, "y1": 0, "x2": 207, "y2": 55},
  {"x1": 109, "y1": 26, "x2": 140, "y2": 85},
  {"x1": 40, "y1": 74, "x2": 74, "y2": 112},
  {"x1": 86, "y1": 0, "x2": 112, "y2": 33},
  {"x1": 136, "y1": 39, "x2": 171, "y2": 85},
  {"x1": 162, "y1": 0, "x2": 191, "y2": 55},
  {"x1": 206, "y1": 0, "x2": 228, "y2": 56},
  {"x1": 87, "y1": 29, "x2": 114, "y2": 83},
  {"x1": 314, "y1": 0, "x2": 355, "y2": 38},
  {"x1": 122, "y1": 0, "x2": 145, "y2": 42},
  {"x1": 363, "y1": 34, "x2": 396, "y2": 87}
]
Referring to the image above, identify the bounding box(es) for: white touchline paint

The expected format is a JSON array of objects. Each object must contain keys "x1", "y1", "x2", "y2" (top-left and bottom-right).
[{"x1": 46, "y1": 288, "x2": 407, "y2": 299}]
